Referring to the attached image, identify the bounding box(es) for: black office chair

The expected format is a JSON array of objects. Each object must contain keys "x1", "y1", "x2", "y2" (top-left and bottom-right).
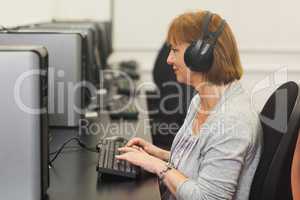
[
  {"x1": 250, "y1": 81, "x2": 300, "y2": 200},
  {"x1": 147, "y1": 43, "x2": 195, "y2": 149}
]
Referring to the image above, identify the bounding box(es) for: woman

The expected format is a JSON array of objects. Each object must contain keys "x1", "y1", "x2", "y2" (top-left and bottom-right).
[{"x1": 116, "y1": 10, "x2": 263, "y2": 200}]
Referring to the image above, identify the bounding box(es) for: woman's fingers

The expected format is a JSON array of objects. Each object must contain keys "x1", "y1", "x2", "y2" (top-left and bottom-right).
[
  {"x1": 118, "y1": 146, "x2": 139, "y2": 153},
  {"x1": 126, "y1": 137, "x2": 145, "y2": 147},
  {"x1": 131, "y1": 145, "x2": 141, "y2": 151},
  {"x1": 138, "y1": 146, "x2": 147, "y2": 153},
  {"x1": 125, "y1": 138, "x2": 137, "y2": 147},
  {"x1": 115, "y1": 154, "x2": 126, "y2": 160},
  {"x1": 115, "y1": 151, "x2": 138, "y2": 165}
]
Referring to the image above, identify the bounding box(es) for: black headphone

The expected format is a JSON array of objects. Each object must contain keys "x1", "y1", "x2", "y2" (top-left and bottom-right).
[{"x1": 184, "y1": 11, "x2": 226, "y2": 72}]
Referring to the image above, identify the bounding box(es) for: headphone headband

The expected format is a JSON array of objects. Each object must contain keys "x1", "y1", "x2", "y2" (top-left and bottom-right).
[
  {"x1": 202, "y1": 11, "x2": 213, "y2": 40},
  {"x1": 184, "y1": 11, "x2": 226, "y2": 72},
  {"x1": 209, "y1": 19, "x2": 226, "y2": 45}
]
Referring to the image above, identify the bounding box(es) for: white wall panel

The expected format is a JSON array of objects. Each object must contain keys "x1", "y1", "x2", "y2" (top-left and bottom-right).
[
  {"x1": 0, "y1": 0, "x2": 54, "y2": 26},
  {"x1": 53, "y1": 0, "x2": 110, "y2": 21},
  {"x1": 113, "y1": 0, "x2": 300, "y2": 51}
]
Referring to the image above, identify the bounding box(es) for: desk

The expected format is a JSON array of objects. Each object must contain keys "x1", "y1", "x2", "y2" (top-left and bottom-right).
[{"x1": 47, "y1": 95, "x2": 161, "y2": 200}]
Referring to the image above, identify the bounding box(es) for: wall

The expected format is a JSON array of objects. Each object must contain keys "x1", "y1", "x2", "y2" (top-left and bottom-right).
[
  {"x1": 0, "y1": 0, "x2": 110, "y2": 27},
  {"x1": 113, "y1": 0, "x2": 300, "y2": 51},
  {"x1": 53, "y1": 0, "x2": 111, "y2": 21},
  {"x1": 111, "y1": 0, "x2": 300, "y2": 73},
  {"x1": 0, "y1": 0, "x2": 55, "y2": 27}
]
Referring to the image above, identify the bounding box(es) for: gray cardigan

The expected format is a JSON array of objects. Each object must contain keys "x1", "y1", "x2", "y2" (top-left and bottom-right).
[{"x1": 162, "y1": 81, "x2": 263, "y2": 200}]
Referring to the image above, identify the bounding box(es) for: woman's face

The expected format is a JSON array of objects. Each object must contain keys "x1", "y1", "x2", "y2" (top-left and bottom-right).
[{"x1": 167, "y1": 42, "x2": 194, "y2": 85}]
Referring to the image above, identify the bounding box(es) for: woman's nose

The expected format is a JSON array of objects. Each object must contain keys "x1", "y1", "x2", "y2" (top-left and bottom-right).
[{"x1": 167, "y1": 52, "x2": 174, "y2": 65}]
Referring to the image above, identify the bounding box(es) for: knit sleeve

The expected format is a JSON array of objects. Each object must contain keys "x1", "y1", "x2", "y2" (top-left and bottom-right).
[{"x1": 175, "y1": 114, "x2": 252, "y2": 200}]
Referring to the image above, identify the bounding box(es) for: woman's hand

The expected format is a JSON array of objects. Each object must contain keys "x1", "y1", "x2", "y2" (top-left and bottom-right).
[
  {"x1": 116, "y1": 146, "x2": 166, "y2": 175},
  {"x1": 125, "y1": 137, "x2": 170, "y2": 161}
]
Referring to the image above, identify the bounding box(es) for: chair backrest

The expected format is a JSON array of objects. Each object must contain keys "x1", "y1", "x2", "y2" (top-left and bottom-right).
[
  {"x1": 150, "y1": 43, "x2": 195, "y2": 148},
  {"x1": 152, "y1": 42, "x2": 174, "y2": 88},
  {"x1": 152, "y1": 42, "x2": 195, "y2": 116},
  {"x1": 250, "y1": 81, "x2": 300, "y2": 200},
  {"x1": 292, "y1": 130, "x2": 300, "y2": 200}
]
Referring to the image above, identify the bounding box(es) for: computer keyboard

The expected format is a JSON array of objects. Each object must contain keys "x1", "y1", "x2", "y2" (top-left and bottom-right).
[{"x1": 96, "y1": 137, "x2": 140, "y2": 179}]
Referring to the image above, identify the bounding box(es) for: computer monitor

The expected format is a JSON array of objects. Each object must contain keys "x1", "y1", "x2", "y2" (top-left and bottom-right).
[
  {"x1": 96, "y1": 21, "x2": 113, "y2": 67},
  {"x1": 32, "y1": 23, "x2": 102, "y2": 88},
  {"x1": 0, "y1": 30, "x2": 84, "y2": 127},
  {"x1": 98, "y1": 21, "x2": 113, "y2": 57},
  {"x1": 48, "y1": 20, "x2": 107, "y2": 68},
  {"x1": 38, "y1": 20, "x2": 113, "y2": 69},
  {"x1": 21, "y1": 26, "x2": 101, "y2": 109},
  {"x1": 0, "y1": 46, "x2": 49, "y2": 200}
]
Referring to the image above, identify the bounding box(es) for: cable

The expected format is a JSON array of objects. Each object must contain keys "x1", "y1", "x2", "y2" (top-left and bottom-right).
[
  {"x1": 49, "y1": 146, "x2": 81, "y2": 156},
  {"x1": 48, "y1": 132, "x2": 54, "y2": 144},
  {"x1": 49, "y1": 136, "x2": 128, "y2": 167},
  {"x1": 49, "y1": 137, "x2": 97, "y2": 166}
]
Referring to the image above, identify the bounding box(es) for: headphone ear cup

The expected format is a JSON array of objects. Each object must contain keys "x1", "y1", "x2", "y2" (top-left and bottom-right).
[
  {"x1": 184, "y1": 42, "x2": 197, "y2": 70},
  {"x1": 184, "y1": 40, "x2": 214, "y2": 72}
]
